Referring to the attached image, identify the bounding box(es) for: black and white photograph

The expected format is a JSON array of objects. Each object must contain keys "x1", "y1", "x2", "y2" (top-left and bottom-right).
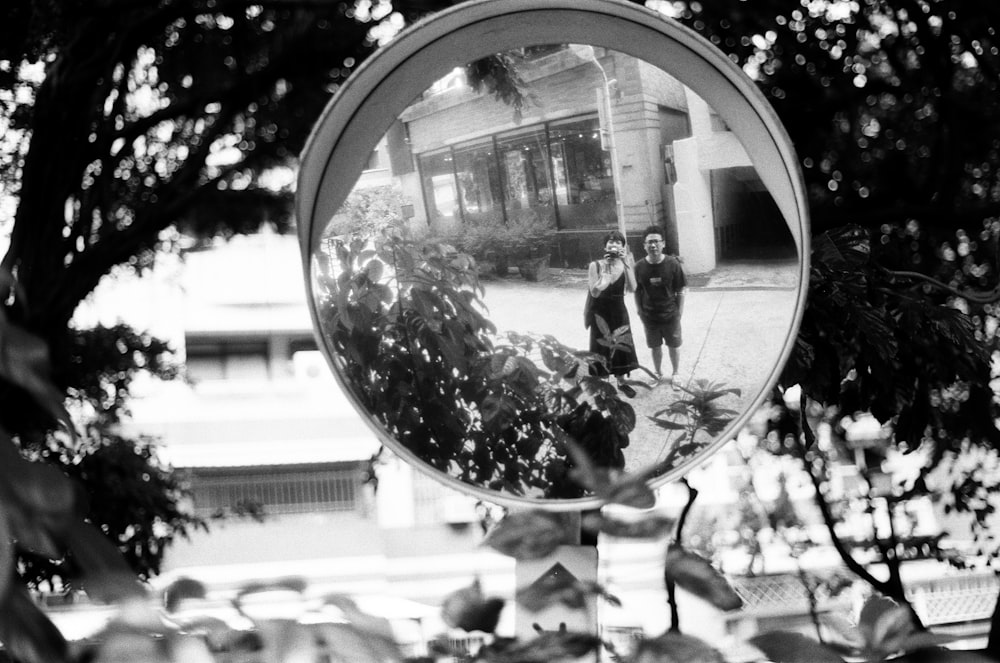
[{"x1": 1, "y1": 1, "x2": 998, "y2": 661}]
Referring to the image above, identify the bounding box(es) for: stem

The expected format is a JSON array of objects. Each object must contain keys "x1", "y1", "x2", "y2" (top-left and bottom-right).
[
  {"x1": 667, "y1": 579, "x2": 680, "y2": 634},
  {"x1": 793, "y1": 559, "x2": 824, "y2": 644},
  {"x1": 667, "y1": 479, "x2": 699, "y2": 634},
  {"x1": 886, "y1": 268, "x2": 1000, "y2": 304},
  {"x1": 795, "y1": 404, "x2": 891, "y2": 596},
  {"x1": 674, "y1": 478, "x2": 699, "y2": 545}
]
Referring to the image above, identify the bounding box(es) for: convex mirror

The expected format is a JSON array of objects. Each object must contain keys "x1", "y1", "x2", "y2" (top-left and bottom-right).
[{"x1": 297, "y1": 0, "x2": 809, "y2": 509}]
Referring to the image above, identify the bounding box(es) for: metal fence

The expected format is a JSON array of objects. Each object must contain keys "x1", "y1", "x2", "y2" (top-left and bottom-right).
[
  {"x1": 730, "y1": 568, "x2": 999, "y2": 627},
  {"x1": 190, "y1": 464, "x2": 361, "y2": 516}
]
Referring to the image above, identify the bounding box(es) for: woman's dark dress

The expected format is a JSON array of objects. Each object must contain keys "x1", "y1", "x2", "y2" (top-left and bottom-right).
[{"x1": 588, "y1": 264, "x2": 637, "y2": 377}]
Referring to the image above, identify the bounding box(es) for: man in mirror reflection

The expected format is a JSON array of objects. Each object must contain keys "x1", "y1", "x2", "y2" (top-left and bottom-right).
[
  {"x1": 586, "y1": 230, "x2": 638, "y2": 392},
  {"x1": 634, "y1": 225, "x2": 686, "y2": 387}
]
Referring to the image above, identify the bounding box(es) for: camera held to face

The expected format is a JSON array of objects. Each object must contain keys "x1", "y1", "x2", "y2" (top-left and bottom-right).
[{"x1": 604, "y1": 247, "x2": 622, "y2": 261}]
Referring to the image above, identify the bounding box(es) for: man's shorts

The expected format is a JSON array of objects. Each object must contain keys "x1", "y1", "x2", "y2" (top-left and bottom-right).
[{"x1": 642, "y1": 317, "x2": 682, "y2": 348}]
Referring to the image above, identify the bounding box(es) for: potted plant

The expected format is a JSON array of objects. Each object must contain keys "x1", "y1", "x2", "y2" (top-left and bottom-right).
[{"x1": 504, "y1": 210, "x2": 555, "y2": 281}]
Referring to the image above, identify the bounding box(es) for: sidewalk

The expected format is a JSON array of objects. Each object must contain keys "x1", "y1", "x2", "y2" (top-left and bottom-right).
[{"x1": 480, "y1": 258, "x2": 803, "y2": 475}]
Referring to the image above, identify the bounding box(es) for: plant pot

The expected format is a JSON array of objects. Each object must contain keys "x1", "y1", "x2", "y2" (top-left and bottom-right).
[
  {"x1": 493, "y1": 253, "x2": 510, "y2": 277},
  {"x1": 517, "y1": 254, "x2": 550, "y2": 282}
]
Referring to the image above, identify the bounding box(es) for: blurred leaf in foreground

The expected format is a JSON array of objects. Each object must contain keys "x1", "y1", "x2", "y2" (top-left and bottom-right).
[
  {"x1": 564, "y1": 437, "x2": 658, "y2": 508},
  {"x1": 749, "y1": 631, "x2": 844, "y2": 663},
  {"x1": 483, "y1": 510, "x2": 575, "y2": 560},
  {"x1": 516, "y1": 570, "x2": 620, "y2": 612},
  {"x1": 663, "y1": 544, "x2": 742, "y2": 611},
  {"x1": 478, "y1": 629, "x2": 602, "y2": 663},
  {"x1": 630, "y1": 631, "x2": 726, "y2": 663},
  {"x1": 582, "y1": 509, "x2": 675, "y2": 539},
  {"x1": 441, "y1": 579, "x2": 506, "y2": 633}
]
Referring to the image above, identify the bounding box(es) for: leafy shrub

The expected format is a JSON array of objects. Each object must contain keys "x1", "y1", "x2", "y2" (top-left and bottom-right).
[
  {"x1": 313, "y1": 230, "x2": 631, "y2": 497},
  {"x1": 327, "y1": 185, "x2": 411, "y2": 239}
]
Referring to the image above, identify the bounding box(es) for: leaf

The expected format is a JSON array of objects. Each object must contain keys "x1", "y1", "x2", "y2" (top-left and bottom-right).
[
  {"x1": 812, "y1": 224, "x2": 870, "y2": 269},
  {"x1": 563, "y1": 438, "x2": 657, "y2": 508},
  {"x1": 581, "y1": 510, "x2": 676, "y2": 539},
  {"x1": 897, "y1": 647, "x2": 998, "y2": 662},
  {"x1": 663, "y1": 544, "x2": 742, "y2": 611},
  {"x1": 631, "y1": 631, "x2": 726, "y2": 663},
  {"x1": 594, "y1": 313, "x2": 611, "y2": 338},
  {"x1": 858, "y1": 594, "x2": 904, "y2": 647},
  {"x1": 365, "y1": 258, "x2": 384, "y2": 282},
  {"x1": 818, "y1": 612, "x2": 863, "y2": 653},
  {"x1": 165, "y1": 633, "x2": 217, "y2": 663},
  {"x1": 483, "y1": 510, "x2": 575, "y2": 560},
  {"x1": 516, "y1": 570, "x2": 619, "y2": 612},
  {"x1": 648, "y1": 416, "x2": 688, "y2": 431},
  {"x1": 90, "y1": 627, "x2": 171, "y2": 663},
  {"x1": 441, "y1": 579, "x2": 506, "y2": 633},
  {"x1": 481, "y1": 630, "x2": 602, "y2": 663},
  {"x1": 0, "y1": 583, "x2": 68, "y2": 663},
  {"x1": 65, "y1": 519, "x2": 147, "y2": 603},
  {"x1": 310, "y1": 622, "x2": 404, "y2": 663},
  {"x1": 869, "y1": 604, "x2": 921, "y2": 655},
  {"x1": 163, "y1": 577, "x2": 207, "y2": 613},
  {"x1": 749, "y1": 631, "x2": 845, "y2": 663},
  {"x1": 0, "y1": 321, "x2": 74, "y2": 435},
  {"x1": 322, "y1": 594, "x2": 397, "y2": 642}
]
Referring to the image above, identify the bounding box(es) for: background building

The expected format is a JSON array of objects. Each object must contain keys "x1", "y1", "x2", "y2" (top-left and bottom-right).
[{"x1": 64, "y1": 230, "x2": 995, "y2": 657}]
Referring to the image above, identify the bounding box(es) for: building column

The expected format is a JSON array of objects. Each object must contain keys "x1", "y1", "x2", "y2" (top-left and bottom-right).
[{"x1": 670, "y1": 89, "x2": 753, "y2": 274}]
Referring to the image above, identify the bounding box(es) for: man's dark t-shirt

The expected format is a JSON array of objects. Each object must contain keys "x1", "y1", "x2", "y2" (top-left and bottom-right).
[{"x1": 634, "y1": 256, "x2": 686, "y2": 325}]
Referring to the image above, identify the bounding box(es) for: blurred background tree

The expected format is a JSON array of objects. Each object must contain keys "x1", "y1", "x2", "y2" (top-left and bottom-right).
[
  {"x1": 0, "y1": 0, "x2": 463, "y2": 590},
  {"x1": 1, "y1": 0, "x2": 1000, "y2": 641},
  {"x1": 650, "y1": 0, "x2": 1000, "y2": 646}
]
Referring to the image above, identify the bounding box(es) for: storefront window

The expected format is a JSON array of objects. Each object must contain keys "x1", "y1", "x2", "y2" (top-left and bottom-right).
[
  {"x1": 418, "y1": 149, "x2": 460, "y2": 234},
  {"x1": 495, "y1": 128, "x2": 555, "y2": 226},
  {"x1": 453, "y1": 140, "x2": 502, "y2": 224},
  {"x1": 548, "y1": 116, "x2": 617, "y2": 229},
  {"x1": 416, "y1": 116, "x2": 619, "y2": 234}
]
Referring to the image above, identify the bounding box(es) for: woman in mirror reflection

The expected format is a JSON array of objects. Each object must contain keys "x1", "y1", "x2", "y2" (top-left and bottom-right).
[{"x1": 585, "y1": 230, "x2": 638, "y2": 394}]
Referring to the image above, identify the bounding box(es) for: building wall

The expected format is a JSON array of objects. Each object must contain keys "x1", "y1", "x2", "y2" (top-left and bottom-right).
[
  {"x1": 385, "y1": 46, "x2": 798, "y2": 273},
  {"x1": 398, "y1": 48, "x2": 695, "y2": 265}
]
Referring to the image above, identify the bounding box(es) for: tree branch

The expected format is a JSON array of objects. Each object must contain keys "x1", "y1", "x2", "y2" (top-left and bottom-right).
[
  {"x1": 796, "y1": 398, "x2": 892, "y2": 597},
  {"x1": 885, "y1": 269, "x2": 1000, "y2": 304}
]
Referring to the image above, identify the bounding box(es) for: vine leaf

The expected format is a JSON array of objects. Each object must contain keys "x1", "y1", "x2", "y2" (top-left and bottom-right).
[
  {"x1": 163, "y1": 577, "x2": 207, "y2": 613},
  {"x1": 564, "y1": 438, "x2": 657, "y2": 508},
  {"x1": 812, "y1": 224, "x2": 870, "y2": 270},
  {"x1": 483, "y1": 510, "x2": 576, "y2": 560},
  {"x1": 631, "y1": 630, "x2": 727, "y2": 663},
  {"x1": 663, "y1": 544, "x2": 742, "y2": 611},
  {"x1": 856, "y1": 595, "x2": 958, "y2": 659},
  {"x1": 65, "y1": 519, "x2": 147, "y2": 603},
  {"x1": 0, "y1": 316, "x2": 74, "y2": 437},
  {"x1": 441, "y1": 579, "x2": 505, "y2": 633},
  {"x1": 0, "y1": 584, "x2": 68, "y2": 663},
  {"x1": 479, "y1": 629, "x2": 602, "y2": 663},
  {"x1": 516, "y1": 571, "x2": 619, "y2": 612},
  {"x1": 581, "y1": 510, "x2": 676, "y2": 539},
  {"x1": 749, "y1": 631, "x2": 845, "y2": 663}
]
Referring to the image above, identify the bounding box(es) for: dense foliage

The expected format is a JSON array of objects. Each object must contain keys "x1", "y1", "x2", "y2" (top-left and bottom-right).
[{"x1": 314, "y1": 232, "x2": 633, "y2": 498}]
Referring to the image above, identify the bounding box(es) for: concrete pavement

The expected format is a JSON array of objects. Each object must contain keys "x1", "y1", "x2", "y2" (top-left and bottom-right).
[{"x1": 480, "y1": 258, "x2": 804, "y2": 474}]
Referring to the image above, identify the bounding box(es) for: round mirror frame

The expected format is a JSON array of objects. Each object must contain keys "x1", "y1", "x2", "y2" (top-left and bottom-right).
[{"x1": 297, "y1": 0, "x2": 810, "y2": 510}]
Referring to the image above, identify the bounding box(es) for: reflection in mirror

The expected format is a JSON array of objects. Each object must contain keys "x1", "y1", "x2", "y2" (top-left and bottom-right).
[{"x1": 309, "y1": 44, "x2": 801, "y2": 500}]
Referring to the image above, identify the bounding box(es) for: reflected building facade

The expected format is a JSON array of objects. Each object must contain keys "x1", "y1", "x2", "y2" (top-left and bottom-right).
[{"x1": 373, "y1": 45, "x2": 796, "y2": 272}]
